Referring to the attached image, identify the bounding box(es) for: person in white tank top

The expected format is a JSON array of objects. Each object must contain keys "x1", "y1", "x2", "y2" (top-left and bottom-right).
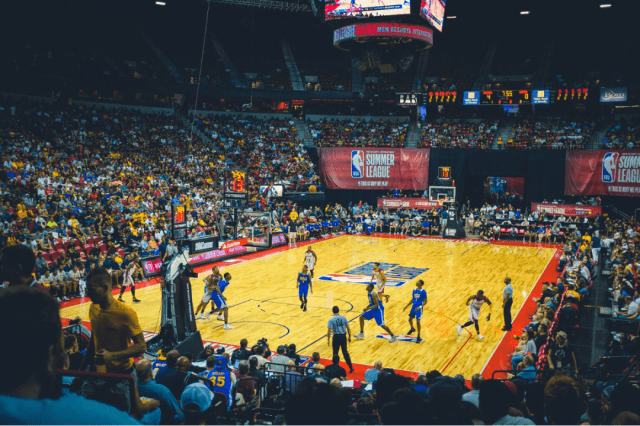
[
  {"x1": 303, "y1": 246, "x2": 318, "y2": 283},
  {"x1": 457, "y1": 290, "x2": 492, "y2": 340},
  {"x1": 371, "y1": 263, "x2": 390, "y2": 302}
]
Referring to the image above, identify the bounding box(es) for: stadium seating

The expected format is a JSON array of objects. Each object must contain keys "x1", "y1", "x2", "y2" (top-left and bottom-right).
[
  {"x1": 418, "y1": 120, "x2": 499, "y2": 149},
  {"x1": 309, "y1": 118, "x2": 408, "y2": 147},
  {"x1": 508, "y1": 118, "x2": 594, "y2": 149},
  {"x1": 601, "y1": 119, "x2": 640, "y2": 149}
]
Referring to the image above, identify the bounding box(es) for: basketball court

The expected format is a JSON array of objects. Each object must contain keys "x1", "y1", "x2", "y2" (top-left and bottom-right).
[{"x1": 60, "y1": 234, "x2": 559, "y2": 379}]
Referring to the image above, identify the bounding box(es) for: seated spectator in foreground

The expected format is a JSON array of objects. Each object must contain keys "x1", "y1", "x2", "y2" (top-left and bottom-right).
[
  {"x1": 479, "y1": 380, "x2": 535, "y2": 425},
  {"x1": 543, "y1": 375, "x2": 586, "y2": 425},
  {"x1": 180, "y1": 383, "x2": 218, "y2": 426},
  {"x1": 0, "y1": 244, "x2": 38, "y2": 287},
  {"x1": 161, "y1": 356, "x2": 200, "y2": 401},
  {"x1": 325, "y1": 355, "x2": 348, "y2": 381},
  {"x1": 461, "y1": 373, "x2": 483, "y2": 407},
  {"x1": 285, "y1": 381, "x2": 348, "y2": 425},
  {"x1": 0, "y1": 286, "x2": 139, "y2": 424},
  {"x1": 135, "y1": 359, "x2": 183, "y2": 425},
  {"x1": 364, "y1": 360, "x2": 383, "y2": 384},
  {"x1": 154, "y1": 350, "x2": 180, "y2": 383}
]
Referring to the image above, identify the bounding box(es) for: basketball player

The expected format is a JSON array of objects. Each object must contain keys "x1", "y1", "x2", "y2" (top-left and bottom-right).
[
  {"x1": 457, "y1": 290, "x2": 492, "y2": 340},
  {"x1": 303, "y1": 246, "x2": 318, "y2": 283},
  {"x1": 118, "y1": 261, "x2": 141, "y2": 303},
  {"x1": 211, "y1": 272, "x2": 233, "y2": 330},
  {"x1": 288, "y1": 219, "x2": 298, "y2": 248},
  {"x1": 403, "y1": 279, "x2": 427, "y2": 343},
  {"x1": 354, "y1": 283, "x2": 396, "y2": 342},
  {"x1": 195, "y1": 267, "x2": 220, "y2": 318},
  {"x1": 371, "y1": 262, "x2": 390, "y2": 302},
  {"x1": 297, "y1": 265, "x2": 313, "y2": 312},
  {"x1": 196, "y1": 271, "x2": 217, "y2": 320}
]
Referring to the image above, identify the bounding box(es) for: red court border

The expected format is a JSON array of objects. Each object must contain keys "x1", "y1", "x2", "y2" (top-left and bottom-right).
[{"x1": 60, "y1": 232, "x2": 562, "y2": 382}]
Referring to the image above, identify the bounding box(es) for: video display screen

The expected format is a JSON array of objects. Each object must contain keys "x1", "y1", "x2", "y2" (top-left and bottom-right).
[
  {"x1": 326, "y1": 0, "x2": 411, "y2": 20},
  {"x1": 420, "y1": 0, "x2": 445, "y2": 32}
]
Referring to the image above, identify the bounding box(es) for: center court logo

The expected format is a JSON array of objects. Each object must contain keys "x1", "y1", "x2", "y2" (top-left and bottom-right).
[
  {"x1": 351, "y1": 150, "x2": 364, "y2": 178},
  {"x1": 602, "y1": 152, "x2": 619, "y2": 183},
  {"x1": 319, "y1": 262, "x2": 428, "y2": 287}
]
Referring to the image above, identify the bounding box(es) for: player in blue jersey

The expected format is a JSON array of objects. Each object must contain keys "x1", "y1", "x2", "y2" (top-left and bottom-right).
[
  {"x1": 354, "y1": 283, "x2": 396, "y2": 342},
  {"x1": 297, "y1": 265, "x2": 313, "y2": 311},
  {"x1": 210, "y1": 272, "x2": 233, "y2": 329},
  {"x1": 403, "y1": 279, "x2": 427, "y2": 343}
]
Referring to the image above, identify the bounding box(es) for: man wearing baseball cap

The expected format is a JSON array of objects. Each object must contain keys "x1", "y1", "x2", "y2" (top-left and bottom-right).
[{"x1": 181, "y1": 383, "x2": 216, "y2": 425}]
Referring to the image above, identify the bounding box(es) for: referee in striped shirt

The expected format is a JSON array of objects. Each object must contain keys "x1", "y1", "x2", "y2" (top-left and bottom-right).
[{"x1": 327, "y1": 306, "x2": 354, "y2": 373}]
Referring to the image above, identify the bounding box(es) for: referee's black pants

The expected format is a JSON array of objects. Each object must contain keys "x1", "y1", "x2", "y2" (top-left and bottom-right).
[
  {"x1": 332, "y1": 334, "x2": 353, "y2": 370},
  {"x1": 503, "y1": 298, "x2": 513, "y2": 330}
]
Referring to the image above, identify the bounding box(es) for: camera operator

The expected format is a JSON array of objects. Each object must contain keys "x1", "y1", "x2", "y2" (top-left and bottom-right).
[{"x1": 251, "y1": 339, "x2": 270, "y2": 367}]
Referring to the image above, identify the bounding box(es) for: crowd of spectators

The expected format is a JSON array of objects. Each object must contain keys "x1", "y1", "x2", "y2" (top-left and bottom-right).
[
  {"x1": 189, "y1": 113, "x2": 320, "y2": 192},
  {"x1": 507, "y1": 118, "x2": 596, "y2": 149},
  {"x1": 3, "y1": 273, "x2": 640, "y2": 425},
  {"x1": 601, "y1": 119, "x2": 640, "y2": 149},
  {"x1": 309, "y1": 119, "x2": 409, "y2": 148},
  {"x1": 418, "y1": 120, "x2": 499, "y2": 149}
]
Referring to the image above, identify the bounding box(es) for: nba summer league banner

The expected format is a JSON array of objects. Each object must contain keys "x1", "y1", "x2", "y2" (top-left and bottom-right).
[
  {"x1": 319, "y1": 148, "x2": 430, "y2": 190},
  {"x1": 565, "y1": 150, "x2": 640, "y2": 197}
]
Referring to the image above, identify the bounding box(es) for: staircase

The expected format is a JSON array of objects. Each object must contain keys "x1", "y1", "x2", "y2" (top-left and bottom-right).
[
  {"x1": 405, "y1": 123, "x2": 421, "y2": 148},
  {"x1": 281, "y1": 38, "x2": 305, "y2": 91},
  {"x1": 494, "y1": 120, "x2": 513, "y2": 149},
  {"x1": 472, "y1": 42, "x2": 498, "y2": 91},
  {"x1": 209, "y1": 33, "x2": 248, "y2": 88},
  {"x1": 534, "y1": 40, "x2": 555, "y2": 88},
  {"x1": 351, "y1": 55, "x2": 365, "y2": 93},
  {"x1": 295, "y1": 119, "x2": 315, "y2": 148},
  {"x1": 589, "y1": 127, "x2": 608, "y2": 150},
  {"x1": 411, "y1": 50, "x2": 430, "y2": 92},
  {"x1": 139, "y1": 30, "x2": 184, "y2": 83},
  {"x1": 177, "y1": 112, "x2": 214, "y2": 148}
]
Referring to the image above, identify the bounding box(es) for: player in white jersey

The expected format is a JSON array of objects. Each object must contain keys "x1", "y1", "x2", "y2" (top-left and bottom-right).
[
  {"x1": 195, "y1": 267, "x2": 220, "y2": 320},
  {"x1": 371, "y1": 263, "x2": 390, "y2": 302},
  {"x1": 303, "y1": 246, "x2": 318, "y2": 283},
  {"x1": 457, "y1": 290, "x2": 492, "y2": 340},
  {"x1": 118, "y1": 261, "x2": 141, "y2": 303}
]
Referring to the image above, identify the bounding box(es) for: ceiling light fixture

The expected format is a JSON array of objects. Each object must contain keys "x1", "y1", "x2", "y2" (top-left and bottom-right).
[
  {"x1": 600, "y1": 4, "x2": 612, "y2": 8},
  {"x1": 520, "y1": 11, "x2": 530, "y2": 15}
]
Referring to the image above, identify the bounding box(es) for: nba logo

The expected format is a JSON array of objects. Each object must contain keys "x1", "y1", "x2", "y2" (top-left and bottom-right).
[
  {"x1": 602, "y1": 152, "x2": 618, "y2": 183},
  {"x1": 351, "y1": 150, "x2": 364, "y2": 178}
]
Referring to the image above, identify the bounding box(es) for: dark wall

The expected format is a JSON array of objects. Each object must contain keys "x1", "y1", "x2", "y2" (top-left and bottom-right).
[{"x1": 325, "y1": 149, "x2": 567, "y2": 207}]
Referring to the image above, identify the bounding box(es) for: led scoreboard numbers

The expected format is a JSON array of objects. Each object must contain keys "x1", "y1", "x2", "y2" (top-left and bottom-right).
[
  {"x1": 556, "y1": 88, "x2": 589, "y2": 101},
  {"x1": 396, "y1": 92, "x2": 457, "y2": 106},
  {"x1": 425, "y1": 91, "x2": 457, "y2": 103},
  {"x1": 224, "y1": 168, "x2": 249, "y2": 206},
  {"x1": 481, "y1": 90, "x2": 531, "y2": 105}
]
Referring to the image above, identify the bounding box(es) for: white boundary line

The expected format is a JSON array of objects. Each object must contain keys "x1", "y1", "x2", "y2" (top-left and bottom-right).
[{"x1": 478, "y1": 247, "x2": 559, "y2": 375}]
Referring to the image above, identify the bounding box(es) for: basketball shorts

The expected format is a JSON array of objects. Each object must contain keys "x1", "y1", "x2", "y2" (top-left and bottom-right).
[
  {"x1": 202, "y1": 292, "x2": 213, "y2": 303},
  {"x1": 212, "y1": 293, "x2": 227, "y2": 309},
  {"x1": 362, "y1": 308, "x2": 385, "y2": 326},
  {"x1": 123, "y1": 274, "x2": 134, "y2": 287},
  {"x1": 305, "y1": 262, "x2": 315, "y2": 272},
  {"x1": 298, "y1": 285, "x2": 309, "y2": 298},
  {"x1": 409, "y1": 305, "x2": 422, "y2": 320},
  {"x1": 377, "y1": 284, "x2": 385, "y2": 294},
  {"x1": 469, "y1": 306, "x2": 480, "y2": 322}
]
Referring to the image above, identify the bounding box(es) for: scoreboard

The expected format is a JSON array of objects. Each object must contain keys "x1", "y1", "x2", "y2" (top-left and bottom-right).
[
  {"x1": 224, "y1": 168, "x2": 249, "y2": 207},
  {"x1": 398, "y1": 88, "x2": 591, "y2": 106},
  {"x1": 480, "y1": 90, "x2": 531, "y2": 105}
]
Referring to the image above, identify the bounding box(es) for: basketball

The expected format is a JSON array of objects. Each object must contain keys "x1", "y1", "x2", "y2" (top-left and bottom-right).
[
  {"x1": 309, "y1": 185, "x2": 317, "y2": 193},
  {"x1": 290, "y1": 211, "x2": 299, "y2": 221}
]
